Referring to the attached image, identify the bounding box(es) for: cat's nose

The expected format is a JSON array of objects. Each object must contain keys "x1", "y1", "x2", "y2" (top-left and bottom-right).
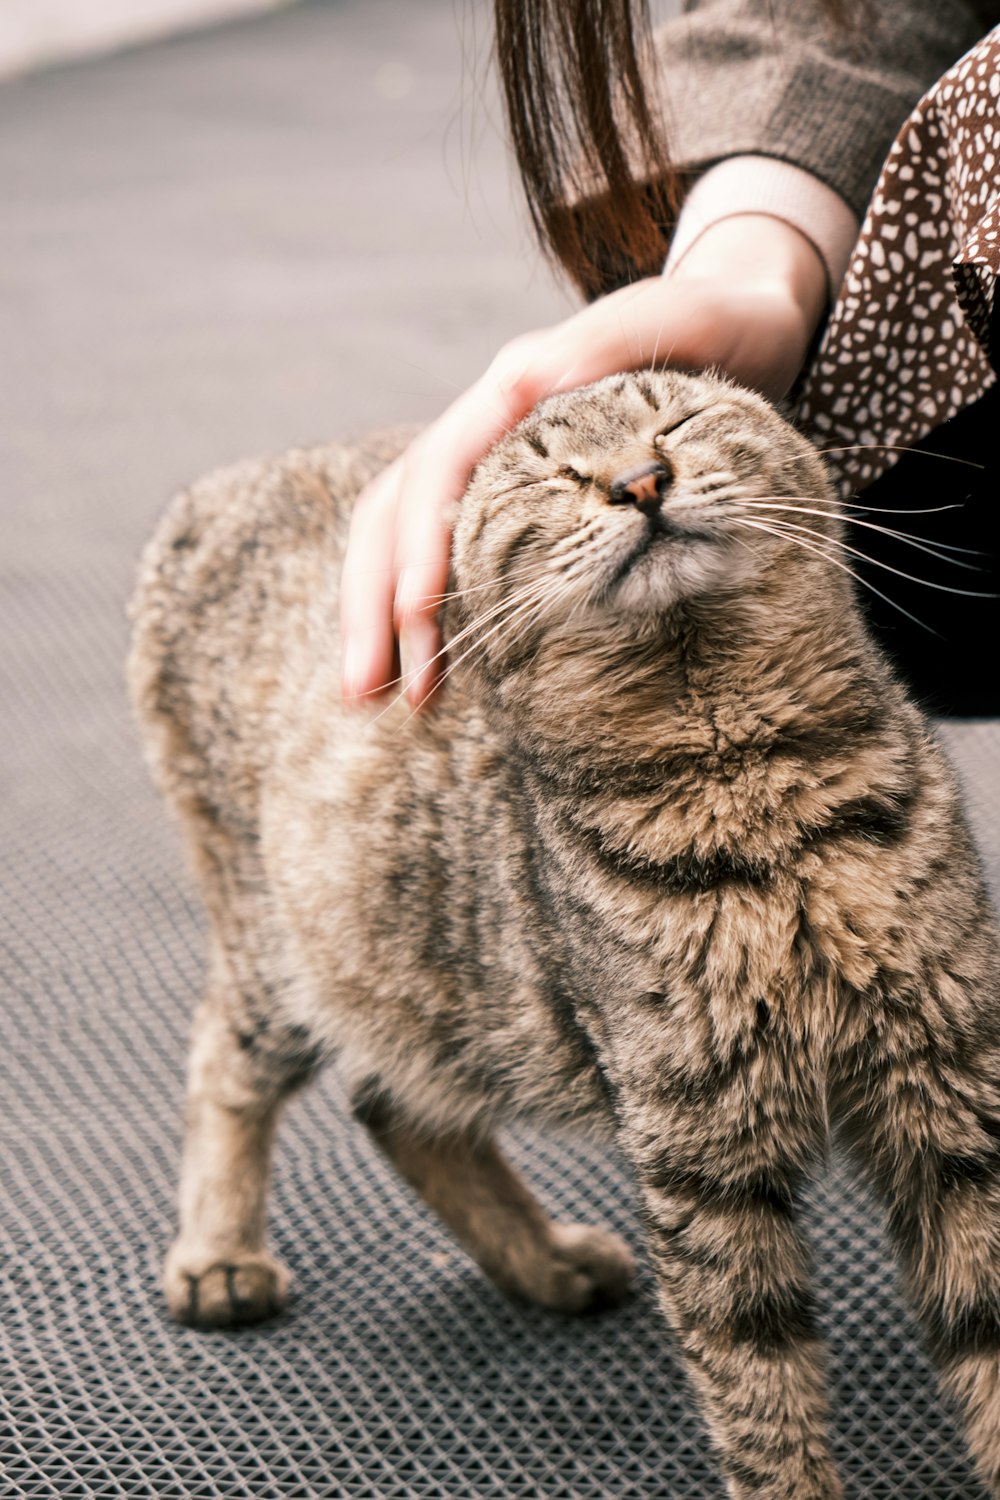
[{"x1": 608, "y1": 458, "x2": 673, "y2": 513}]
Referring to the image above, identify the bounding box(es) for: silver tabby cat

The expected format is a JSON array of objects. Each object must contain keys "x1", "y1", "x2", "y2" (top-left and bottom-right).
[{"x1": 130, "y1": 369, "x2": 1000, "y2": 1500}]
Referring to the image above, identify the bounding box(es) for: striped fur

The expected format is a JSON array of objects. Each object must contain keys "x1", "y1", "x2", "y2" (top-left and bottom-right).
[{"x1": 129, "y1": 371, "x2": 1000, "y2": 1498}]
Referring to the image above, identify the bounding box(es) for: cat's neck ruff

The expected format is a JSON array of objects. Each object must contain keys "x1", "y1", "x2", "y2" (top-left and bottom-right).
[{"x1": 473, "y1": 573, "x2": 880, "y2": 784}]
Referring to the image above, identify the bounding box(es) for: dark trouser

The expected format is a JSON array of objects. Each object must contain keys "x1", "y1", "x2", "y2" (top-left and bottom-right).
[{"x1": 849, "y1": 383, "x2": 1000, "y2": 717}]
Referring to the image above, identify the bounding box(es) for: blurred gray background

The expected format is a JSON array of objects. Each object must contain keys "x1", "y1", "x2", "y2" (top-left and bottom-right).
[
  {"x1": 0, "y1": 0, "x2": 292, "y2": 77},
  {"x1": 3, "y1": 0, "x2": 574, "y2": 573}
]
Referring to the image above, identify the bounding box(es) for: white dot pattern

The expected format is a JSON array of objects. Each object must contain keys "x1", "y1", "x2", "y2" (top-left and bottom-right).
[{"x1": 794, "y1": 29, "x2": 1000, "y2": 493}]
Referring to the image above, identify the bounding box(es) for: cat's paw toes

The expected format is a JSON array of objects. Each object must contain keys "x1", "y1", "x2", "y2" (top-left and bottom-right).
[
  {"x1": 535, "y1": 1223, "x2": 634, "y2": 1313},
  {"x1": 164, "y1": 1245, "x2": 290, "y2": 1328}
]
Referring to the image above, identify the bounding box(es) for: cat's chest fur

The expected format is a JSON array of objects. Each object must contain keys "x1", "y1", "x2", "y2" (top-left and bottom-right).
[{"x1": 260, "y1": 670, "x2": 891, "y2": 1139}]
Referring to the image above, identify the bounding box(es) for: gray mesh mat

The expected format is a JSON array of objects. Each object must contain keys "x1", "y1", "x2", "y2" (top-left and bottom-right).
[{"x1": 3, "y1": 2, "x2": 1000, "y2": 1496}]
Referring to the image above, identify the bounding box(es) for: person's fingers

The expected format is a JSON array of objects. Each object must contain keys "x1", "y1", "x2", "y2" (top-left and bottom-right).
[
  {"x1": 391, "y1": 429, "x2": 477, "y2": 708},
  {"x1": 394, "y1": 507, "x2": 453, "y2": 710},
  {"x1": 400, "y1": 615, "x2": 445, "y2": 710},
  {"x1": 340, "y1": 461, "x2": 403, "y2": 703},
  {"x1": 390, "y1": 365, "x2": 549, "y2": 709},
  {"x1": 338, "y1": 347, "x2": 548, "y2": 711}
]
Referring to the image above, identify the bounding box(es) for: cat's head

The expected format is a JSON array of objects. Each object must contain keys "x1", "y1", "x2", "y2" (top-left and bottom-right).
[{"x1": 448, "y1": 369, "x2": 839, "y2": 675}]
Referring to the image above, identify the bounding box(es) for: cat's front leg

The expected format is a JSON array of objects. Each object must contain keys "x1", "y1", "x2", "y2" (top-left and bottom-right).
[
  {"x1": 165, "y1": 961, "x2": 320, "y2": 1328},
  {"x1": 611, "y1": 1021, "x2": 840, "y2": 1499},
  {"x1": 832, "y1": 969, "x2": 1000, "y2": 1497}
]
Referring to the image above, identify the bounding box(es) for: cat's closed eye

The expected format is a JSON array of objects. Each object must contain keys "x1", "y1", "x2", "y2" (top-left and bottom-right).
[
  {"x1": 557, "y1": 464, "x2": 591, "y2": 486},
  {"x1": 654, "y1": 411, "x2": 700, "y2": 449}
]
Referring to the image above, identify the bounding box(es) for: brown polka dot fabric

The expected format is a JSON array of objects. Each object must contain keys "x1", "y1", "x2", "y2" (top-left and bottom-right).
[{"x1": 794, "y1": 30, "x2": 1000, "y2": 495}]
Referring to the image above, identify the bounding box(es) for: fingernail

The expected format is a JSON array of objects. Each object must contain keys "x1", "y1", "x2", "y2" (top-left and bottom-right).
[
  {"x1": 405, "y1": 621, "x2": 444, "y2": 709},
  {"x1": 407, "y1": 672, "x2": 439, "y2": 710},
  {"x1": 341, "y1": 641, "x2": 366, "y2": 703}
]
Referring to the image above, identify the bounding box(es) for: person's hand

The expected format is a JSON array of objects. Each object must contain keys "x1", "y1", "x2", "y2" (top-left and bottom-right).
[{"x1": 340, "y1": 214, "x2": 826, "y2": 709}]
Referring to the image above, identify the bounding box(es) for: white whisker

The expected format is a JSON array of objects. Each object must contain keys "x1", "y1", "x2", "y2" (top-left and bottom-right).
[
  {"x1": 731, "y1": 516, "x2": 941, "y2": 636},
  {"x1": 818, "y1": 442, "x2": 984, "y2": 471},
  {"x1": 737, "y1": 499, "x2": 986, "y2": 571},
  {"x1": 744, "y1": 513, "x2": 997, "y2": 598},
  {"x1": 645, "y1": 321, "x2": 662, "y2": 379},
  {"x1": 420, "y1": 563, "x2": 540, "y2": 607},
  {"x1": 394, "y1": 579, "x2": 560, "y2": 730},
  {"x1": 365, "y1": 575, "x2": 549, "y2": 725},
  {"x1": 740, "y1": 490, "x2": 969, "y2": 522}
]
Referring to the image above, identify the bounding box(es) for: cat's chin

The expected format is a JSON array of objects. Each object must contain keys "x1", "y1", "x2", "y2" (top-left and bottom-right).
[{"x1": 605, "y1": 533, "x2": 756, "y2": 615}]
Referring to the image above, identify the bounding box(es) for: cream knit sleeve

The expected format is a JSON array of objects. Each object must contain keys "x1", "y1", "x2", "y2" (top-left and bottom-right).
[{"x1": 663, "y1": 155, "x2": 860, "y2": 300}]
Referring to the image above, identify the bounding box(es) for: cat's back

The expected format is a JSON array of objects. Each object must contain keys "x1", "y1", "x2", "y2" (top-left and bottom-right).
[{"x1": 128, "y1": 426, "x2": 415, "y2": 827}]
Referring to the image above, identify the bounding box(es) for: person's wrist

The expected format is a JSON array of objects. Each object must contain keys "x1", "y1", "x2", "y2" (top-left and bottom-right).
[
  {"x1": 664, "y1": 215, "x2": 826, "y2": 399},
  {"x1": 667, "y1": 214, "x2": 827, "y2": 336}
]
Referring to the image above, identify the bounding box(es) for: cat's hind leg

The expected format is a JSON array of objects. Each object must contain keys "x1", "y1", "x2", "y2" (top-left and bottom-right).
[
  {"x1": 164, "y1": 945, "x2": 321, "y2": 1328},
  {"x1": 352, "y1": 1084, "x2": 633, "y2": 1312}
]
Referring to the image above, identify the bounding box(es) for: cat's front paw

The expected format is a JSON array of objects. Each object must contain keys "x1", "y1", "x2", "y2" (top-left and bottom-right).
[
  {"x1": 530, "y1": 1223, "x2": 634, "y2": 1314},
  {"x1": 164, "y1": 1243, "x2": 290, "y2": 1328}
]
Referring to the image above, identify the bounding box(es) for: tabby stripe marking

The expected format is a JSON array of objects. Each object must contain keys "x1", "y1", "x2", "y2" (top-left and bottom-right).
[{"x1": 575, "y1": 824, "x2": 774, "y2": 894}]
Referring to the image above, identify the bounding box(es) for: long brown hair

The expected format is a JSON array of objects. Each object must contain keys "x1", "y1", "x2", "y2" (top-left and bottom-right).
[
  {"x1": 494, "y1": 0, "x2": 675, "y2": 299},
  {"x1": 494, "y1": 0, "x2": 853, "y2": 299}
]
